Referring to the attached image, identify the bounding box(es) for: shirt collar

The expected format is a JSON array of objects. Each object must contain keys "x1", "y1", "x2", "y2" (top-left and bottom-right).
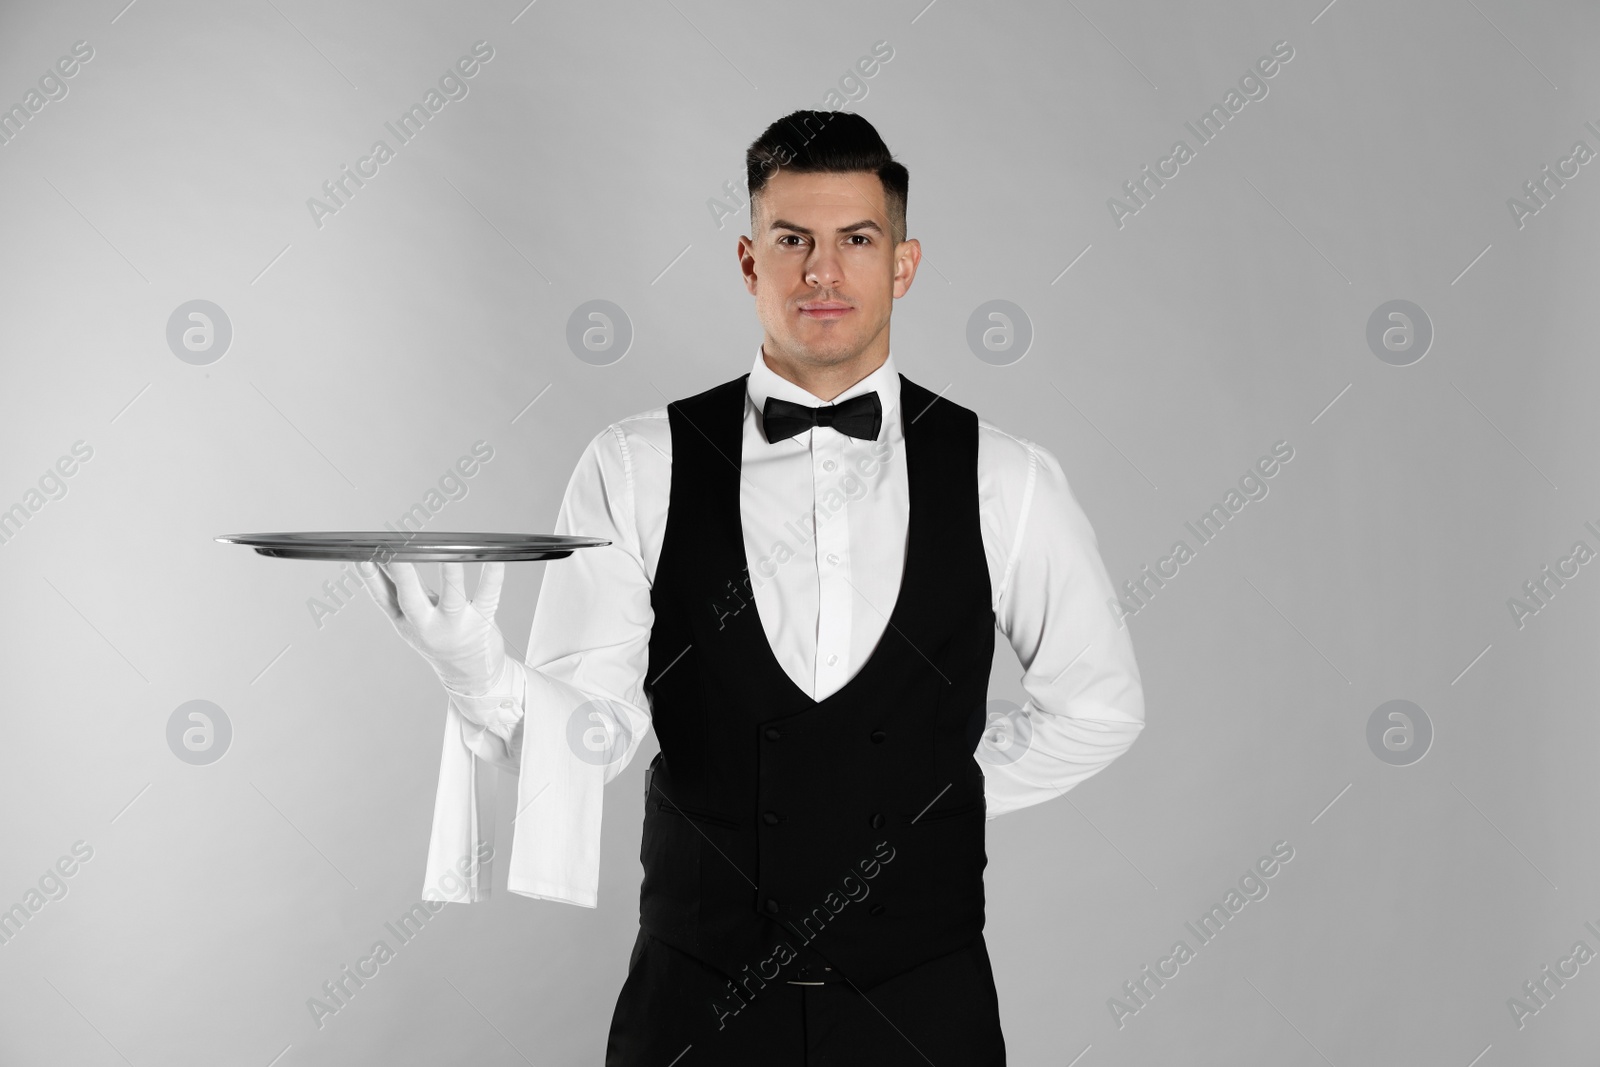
[{"x1": 746, "y1": 344, "x2": 901, "y2": 443}]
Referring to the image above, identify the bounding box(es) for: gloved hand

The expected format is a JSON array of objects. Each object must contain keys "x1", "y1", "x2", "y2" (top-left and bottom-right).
[{"x1": 356, "y1": 560, "x2": 510, "y2": 696}]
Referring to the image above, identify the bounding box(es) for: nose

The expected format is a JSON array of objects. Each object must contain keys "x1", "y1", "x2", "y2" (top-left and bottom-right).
[{"x1": 804, "y1": 247, "x2": 842, "y2": 289}]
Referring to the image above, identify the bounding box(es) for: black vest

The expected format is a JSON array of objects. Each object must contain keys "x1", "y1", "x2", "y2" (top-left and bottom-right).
[{"x1": 639, "y1": 372, "x2": 995, "y2": 992}]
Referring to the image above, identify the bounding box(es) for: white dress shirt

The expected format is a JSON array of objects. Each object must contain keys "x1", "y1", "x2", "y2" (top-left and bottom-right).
[{"x1": 421, "y1": 347, "x2": 1145, "y2": 908}]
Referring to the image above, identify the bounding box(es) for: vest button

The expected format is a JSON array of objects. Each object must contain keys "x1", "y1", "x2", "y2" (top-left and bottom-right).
[
  {"x1": 764, "y1": 727, "x2": 780, "y2": 741},
  {"x1": 765, "y1": 898, "x2": 780, "y2": 915},
  {"x1": 870, "y1": 730, "x2": 886, "y2": 743},
  {"x1": 870, "y1": 903, "x2": 885, "y2": 916},
  {"x1": 870, "y1": 813, "x2": 885, "y2": 829},
  {"x1": 763, "y1": 811, "x2": 779, "y2": 825}
]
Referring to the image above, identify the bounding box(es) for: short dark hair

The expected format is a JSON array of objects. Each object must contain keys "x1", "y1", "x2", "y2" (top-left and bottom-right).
[{"x1": 745, "y1": 110, "x2": 909, "y2": 244}]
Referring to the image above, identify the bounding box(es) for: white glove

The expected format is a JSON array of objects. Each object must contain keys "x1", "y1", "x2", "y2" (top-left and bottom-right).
[{"x1": 357, "y1": 560, "x2": 510, "y2": 696}]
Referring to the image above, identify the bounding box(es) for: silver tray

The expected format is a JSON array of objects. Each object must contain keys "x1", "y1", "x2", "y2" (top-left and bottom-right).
[{"x1": 216, "y1": 532, "x2": 610, "y2": 562}]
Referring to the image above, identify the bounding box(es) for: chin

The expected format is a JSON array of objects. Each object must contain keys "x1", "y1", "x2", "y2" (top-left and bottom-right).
[{"x1": 794, "y1": 339, "x2": 862, "y2": 365}]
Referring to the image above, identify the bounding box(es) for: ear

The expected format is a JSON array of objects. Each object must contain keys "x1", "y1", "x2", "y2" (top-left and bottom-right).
[
  {"x1": 892, "y1": 238, "x2": 921, "y2": 299},
  {"x1": 737, "y1": 233, "x2": 759, "y2": 296}
]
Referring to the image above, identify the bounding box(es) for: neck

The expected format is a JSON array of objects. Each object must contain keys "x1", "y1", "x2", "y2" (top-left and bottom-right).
[{"x1": 760, "y1": 341, "x2": 888, "y2": 402}]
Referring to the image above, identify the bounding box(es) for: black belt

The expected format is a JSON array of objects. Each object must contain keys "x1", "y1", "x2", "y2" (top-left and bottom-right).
[{"x1": 784, "y1": 961, "x2": 849, "y2": 985}]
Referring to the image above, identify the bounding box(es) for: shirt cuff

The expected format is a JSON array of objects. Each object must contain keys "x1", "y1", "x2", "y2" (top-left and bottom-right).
[{"x1": 446, "y1": 658, "x2": 527, "y2": 728}]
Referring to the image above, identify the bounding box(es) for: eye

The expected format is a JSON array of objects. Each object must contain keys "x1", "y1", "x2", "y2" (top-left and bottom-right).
[
  {"x1": 848, "y1": 234, "x2": 871, "y2": 246},
  {"x1": 777, "y1": 234, "x2": 805, "y2": 247}
]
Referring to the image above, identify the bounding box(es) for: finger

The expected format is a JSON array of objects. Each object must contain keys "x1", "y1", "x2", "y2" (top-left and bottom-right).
[
  {"x1": 474, "y1": 561, "x2": 506, "y2": 620},
  {"x1": 382, "y1": 561, "x2": 433, "y2": 620},
  {"x1": 355, "y1": 561, "x2": 402, "y2": 620},
  {"x1": 438, "y1": 561, "x2": 467, "y2": 614}
]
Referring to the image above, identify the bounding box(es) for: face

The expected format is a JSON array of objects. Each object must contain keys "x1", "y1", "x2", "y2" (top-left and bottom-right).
[{"x1": 738, "y1": 169, "x2": 920, "y2": 373}]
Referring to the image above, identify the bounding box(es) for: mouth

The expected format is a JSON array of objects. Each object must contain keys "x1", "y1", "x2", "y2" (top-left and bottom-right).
[{"x1": 798, "y1": 301, "x2": 853, "y2": 320}]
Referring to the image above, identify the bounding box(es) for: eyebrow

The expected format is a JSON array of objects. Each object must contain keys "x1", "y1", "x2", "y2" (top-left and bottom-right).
[{"x1": 767, "y1": 218, "x2": 884, "y2": 237}]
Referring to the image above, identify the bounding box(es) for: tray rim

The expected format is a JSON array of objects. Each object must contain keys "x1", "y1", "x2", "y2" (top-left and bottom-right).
[
  {"x1": 216, "y1": 531, "x2": 609, "y2": 544},
  {"x1": 215, "y1": 531, "x2": 611, "y2": 562}
]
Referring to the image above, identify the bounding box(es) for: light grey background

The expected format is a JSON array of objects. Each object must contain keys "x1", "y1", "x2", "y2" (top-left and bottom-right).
[{"x1": 1, "y1": 0, "x2": 1596, "y2": 1063}]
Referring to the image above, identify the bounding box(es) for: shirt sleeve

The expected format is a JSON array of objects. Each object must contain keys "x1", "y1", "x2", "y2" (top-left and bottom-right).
[
  {"x1": 983, "y1": 435, "x2": 1146, "y2": 818},
  {"x1": 450, "y1": 422, "x2": 658, "y2": 906}
]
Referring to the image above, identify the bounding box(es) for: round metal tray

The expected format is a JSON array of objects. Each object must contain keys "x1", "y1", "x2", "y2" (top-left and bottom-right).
[{"x1": 215, "y1": 532, "x2": 610, "y2": 562}]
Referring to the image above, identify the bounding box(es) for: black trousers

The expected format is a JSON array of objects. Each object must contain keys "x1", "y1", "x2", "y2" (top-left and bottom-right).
[{"x1": 604, "y1": 929, "x2": 1007, "y2": 1066}]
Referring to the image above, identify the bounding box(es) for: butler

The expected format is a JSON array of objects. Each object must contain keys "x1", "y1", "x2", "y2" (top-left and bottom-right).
[{"x1": 359, "y1": 110, "x2": 1146, "y2": 1065}]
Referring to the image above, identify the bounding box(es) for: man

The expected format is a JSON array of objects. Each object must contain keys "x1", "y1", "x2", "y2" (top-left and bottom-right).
[{"x1": 359, "y1": 110, "x2": 1144, "y2": 1065}]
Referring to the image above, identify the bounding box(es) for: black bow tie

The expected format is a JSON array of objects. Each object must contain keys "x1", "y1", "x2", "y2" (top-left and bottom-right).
[{"x1": 762, "y1": 391, "x2": 883, "y2": 443}]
